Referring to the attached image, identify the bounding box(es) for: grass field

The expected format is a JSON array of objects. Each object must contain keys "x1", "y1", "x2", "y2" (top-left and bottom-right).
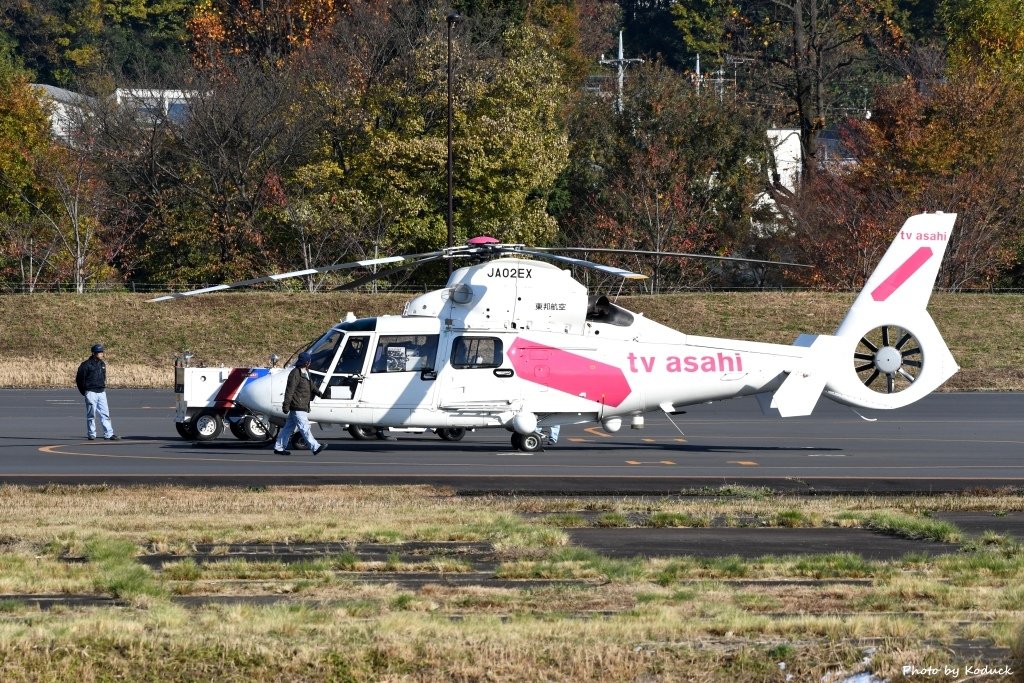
[
  {"x1": 0, "y1": 291, "x2": 1021, "y2": 390},
  {"x1": 0, "y1": 484, "x2": 1021, "y2": 681}
]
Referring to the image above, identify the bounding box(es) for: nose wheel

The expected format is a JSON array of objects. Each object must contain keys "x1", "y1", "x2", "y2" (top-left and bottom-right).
[{"x1": 511, "y1": 432, "x2": 544, "y2": 452}]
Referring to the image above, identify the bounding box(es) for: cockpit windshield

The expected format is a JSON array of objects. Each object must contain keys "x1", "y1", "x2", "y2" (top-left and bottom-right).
[{"x1": 303, "y1": 328, "x2": 345, "y2": 373}]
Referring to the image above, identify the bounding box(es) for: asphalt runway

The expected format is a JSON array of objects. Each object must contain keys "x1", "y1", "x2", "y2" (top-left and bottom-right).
[{"x1": 2, "y1": 389, "x2": 1022, "y2": 492}]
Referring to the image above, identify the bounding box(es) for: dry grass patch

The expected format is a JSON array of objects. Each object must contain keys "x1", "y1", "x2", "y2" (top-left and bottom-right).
[
  {"x1": 0, "y1": 484, "x2": 557, "y2": 547},
  {"x1": 0, "y1": 604, "x2": 908, "y2": 682}
]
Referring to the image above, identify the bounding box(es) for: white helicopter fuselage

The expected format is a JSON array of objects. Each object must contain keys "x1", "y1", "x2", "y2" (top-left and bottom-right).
[
  {"x1": 247, "y1": 308, "x2": 801, "y2": 434},
  {"x1": 237, "y1": 213, "x2": 961, "y2": 444}
]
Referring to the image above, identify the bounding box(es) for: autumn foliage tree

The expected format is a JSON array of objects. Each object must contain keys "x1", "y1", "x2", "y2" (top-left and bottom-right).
[
  {"x1": 940, "y1": 0, "x2": 1024, "y2": 78},
  {"x1": 255, "y1": 2, "x2": 573, "y2": 287},
  {"x1": 188, "y1": 0, "x2": 344, "y2": 66},
  {"x1": 0, "y1": 52, "x2": 57, "y2": 291},
  {"x1": 790, "y1": 68, "x2": 1024, "y2": 290},
  {"x1": 558, "y1": 64, "x2": 770, "y2": 292},
  {"x1": 673, "y1": 0, "x2": 904, "y2": 201}
]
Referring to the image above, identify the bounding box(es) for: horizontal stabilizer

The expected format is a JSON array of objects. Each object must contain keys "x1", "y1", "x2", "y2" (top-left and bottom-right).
[{"x1": 770, "y1": 370, "x2": 828, "y2": 417}]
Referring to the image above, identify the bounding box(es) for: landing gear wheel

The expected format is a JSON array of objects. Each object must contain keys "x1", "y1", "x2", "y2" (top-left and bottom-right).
[
  {"x1": 229, "y1": 421, "x2": 250, "y2": 440},
  {"x1": 290, "y1": 432, "x2": 310, "y2": 450},
  {"x1": 174, "y1": 421, "x2": 196, "y2": 440},
  {"x1": 241, "y1": 414, "x2": 276, "y2": 441},
  {"x1": 192, "y1": 411, "x2": 224, "y2": 442},
  {"x1": 348, "y1": 425, "x2": 377, "y2": 440},
  {"x1": 436, "y1": 427, "x2": 466, "y2": 442},
  {"x1": 511, "y1": 432, "x2": 544, "y2": 453}
]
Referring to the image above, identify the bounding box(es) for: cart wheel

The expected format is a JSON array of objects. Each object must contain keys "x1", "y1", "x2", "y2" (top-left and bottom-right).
[
  {"x1": 348, "y1": 425, "x2": 377, "y2": 440},
  {"x1": 241, "y1": 414, "x2": 276, "y2": 441},
  {"x1": 290, "y1": 432, "x2": 309, "y2": 450},
  {"x1": 175, "y1": 421, "x2": 196, "y2": 440},
  {"x1": 229, "y1": 421, "x2": 250, "y2": 440},
  {"x1": 193, "y1": 411, "x2": 224, "y2": 441},
  {"x1": 516, "y1": 432, "x2": 543, "y2": 453},
  {"x1": 436, "y1": 427, "x2": 466, "y2": 442}
]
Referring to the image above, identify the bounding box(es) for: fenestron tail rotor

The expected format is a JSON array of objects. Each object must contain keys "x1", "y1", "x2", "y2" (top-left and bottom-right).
[{"x1": 853, "y1": 325, "x2": 923, "y2": 394}]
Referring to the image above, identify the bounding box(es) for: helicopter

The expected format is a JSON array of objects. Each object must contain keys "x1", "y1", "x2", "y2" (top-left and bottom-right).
[{"x1": 152, "y1": 212, "x2": 959, "y2": 452}]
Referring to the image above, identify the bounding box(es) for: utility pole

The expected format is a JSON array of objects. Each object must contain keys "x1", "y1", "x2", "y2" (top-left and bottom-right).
[
  {"x1": 599, "y1": 31, "x2": 643, "y2": 114},
  {"x1": 446, "y1": 11, "x2": 461, "y2": 274}
]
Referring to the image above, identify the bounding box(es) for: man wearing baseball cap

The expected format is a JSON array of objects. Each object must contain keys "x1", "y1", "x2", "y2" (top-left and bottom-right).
[
  {"x1": 75, "y1": 343, "x2": 120, "y2": 441},
  {"x1": 273, "y1": 351, "x2": 326, "y2": 456}
]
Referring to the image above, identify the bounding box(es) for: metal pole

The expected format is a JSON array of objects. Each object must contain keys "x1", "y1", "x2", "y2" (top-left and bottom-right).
[
  {"x1": 599, "y1": 31, "x2": 642, "y2": 115},
  {"x1": 446, "y1": 12, "x2": 460, "y2": 274}
]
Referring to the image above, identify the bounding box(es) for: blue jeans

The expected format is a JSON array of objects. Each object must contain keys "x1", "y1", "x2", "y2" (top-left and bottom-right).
[
  {"x1": 84, "y1": 391, "x2": 114, "y2": 439},
  {"x1": 275, "y1": 410, "x2": 320, "y2": 452}
]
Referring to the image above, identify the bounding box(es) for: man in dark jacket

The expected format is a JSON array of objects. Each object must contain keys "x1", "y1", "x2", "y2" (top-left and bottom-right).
[
  {"x1": 273, "y1": 352, "x2": 326, "y2": 456},
  {"x1": 75, "y1": 343, "x2": 120, "y2": 441}
]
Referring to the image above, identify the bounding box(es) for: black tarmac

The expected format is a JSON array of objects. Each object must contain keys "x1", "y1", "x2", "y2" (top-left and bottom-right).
[{"x1": 2, "y1": 389, "x2": 1021, "y2": 493}]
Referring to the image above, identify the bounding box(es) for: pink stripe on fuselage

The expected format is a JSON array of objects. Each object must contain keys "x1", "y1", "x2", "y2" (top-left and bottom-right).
[
  {"x1": 508, "y1": 338, "x2": 632, "y2": 407},
  {"x1": 871, "y1": 247, "x2": 932, "y2": 302}
]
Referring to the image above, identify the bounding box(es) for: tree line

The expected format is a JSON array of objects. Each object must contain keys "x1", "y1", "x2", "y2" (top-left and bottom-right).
[{"x1": 1, "y1": 0, "x2": 1022, "y2": 294}]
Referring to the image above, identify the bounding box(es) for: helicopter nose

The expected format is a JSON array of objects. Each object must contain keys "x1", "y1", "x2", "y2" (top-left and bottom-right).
[{"x1": 237, "y1": 373, "x2": 273, "y2": 415}]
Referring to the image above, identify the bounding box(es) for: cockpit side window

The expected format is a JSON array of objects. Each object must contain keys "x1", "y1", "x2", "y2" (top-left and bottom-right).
[
  {"x1": 305, "y1": 329, "x2": 344, "y2": 373},
  {"x1": 451, "y1": 337, "x2": 503, "y2": 369},
  {"x1": 336, "y1": 335, "x2": 370, "y2": 374},
  {"x1": 371, "y1": 335, "x2": 439, "y2": 373},
  {"x1": 324, "y1": 335, "x2": 371, "y2": 398}
]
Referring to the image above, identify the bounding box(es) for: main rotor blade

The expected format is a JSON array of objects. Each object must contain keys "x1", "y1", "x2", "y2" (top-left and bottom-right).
[
  {"x1": 530, "y1": 246, "x2": 813, "y2": 269},
  {"x1": 332, "y1": 254, "x2": 447, "y2": 291},
  {"x1": 511, "y1": 248, "x2": 648, "y2": 280},
  {"x1": 149, "y1": 254, "x2": 437, "y2": 302}
]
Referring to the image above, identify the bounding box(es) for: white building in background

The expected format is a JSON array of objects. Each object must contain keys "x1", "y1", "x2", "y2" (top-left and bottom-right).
[
  {"x1": 31, "y1": 86, "x2": 194, "y2": 143},
  {"x1": 114, "y1": 89, "x2": 192, "y2": 124},
  {"x1": 766, "y1": 128, "x2": 802, "y2": 193},
  {"x1": 30, "y1": 84, "x2": 96, "y2": 143}
]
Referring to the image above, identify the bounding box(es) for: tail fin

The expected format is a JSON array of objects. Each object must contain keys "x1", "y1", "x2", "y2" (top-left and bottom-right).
[
  {"x1": 827, "y1": 212, "x2": 959, "y2": 409},
  {"x1": 767, "y1": 212, "x2": 959, "y2": 416}
]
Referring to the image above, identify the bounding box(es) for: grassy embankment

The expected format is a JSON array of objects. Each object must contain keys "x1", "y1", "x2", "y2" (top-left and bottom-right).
[
  {"x1": 0, "y1": 291, "x2": 1021, "y2": 390},
  {"x1": 0, "y1": 484, "x2": 1022, "y2": 681}
]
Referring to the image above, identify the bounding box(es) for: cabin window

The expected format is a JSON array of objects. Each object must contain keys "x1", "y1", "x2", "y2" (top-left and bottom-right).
[
  {"x1": 371, "y1": 335, "x2": 439, "y2": 373},
  {"x1": 451, "y1": 337, "x2": 503, "y2": 369}
]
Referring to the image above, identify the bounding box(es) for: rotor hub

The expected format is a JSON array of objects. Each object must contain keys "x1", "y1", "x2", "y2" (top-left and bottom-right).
[{"x1": 874, "y1": 346, "x2": 903, "y2": 374}]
